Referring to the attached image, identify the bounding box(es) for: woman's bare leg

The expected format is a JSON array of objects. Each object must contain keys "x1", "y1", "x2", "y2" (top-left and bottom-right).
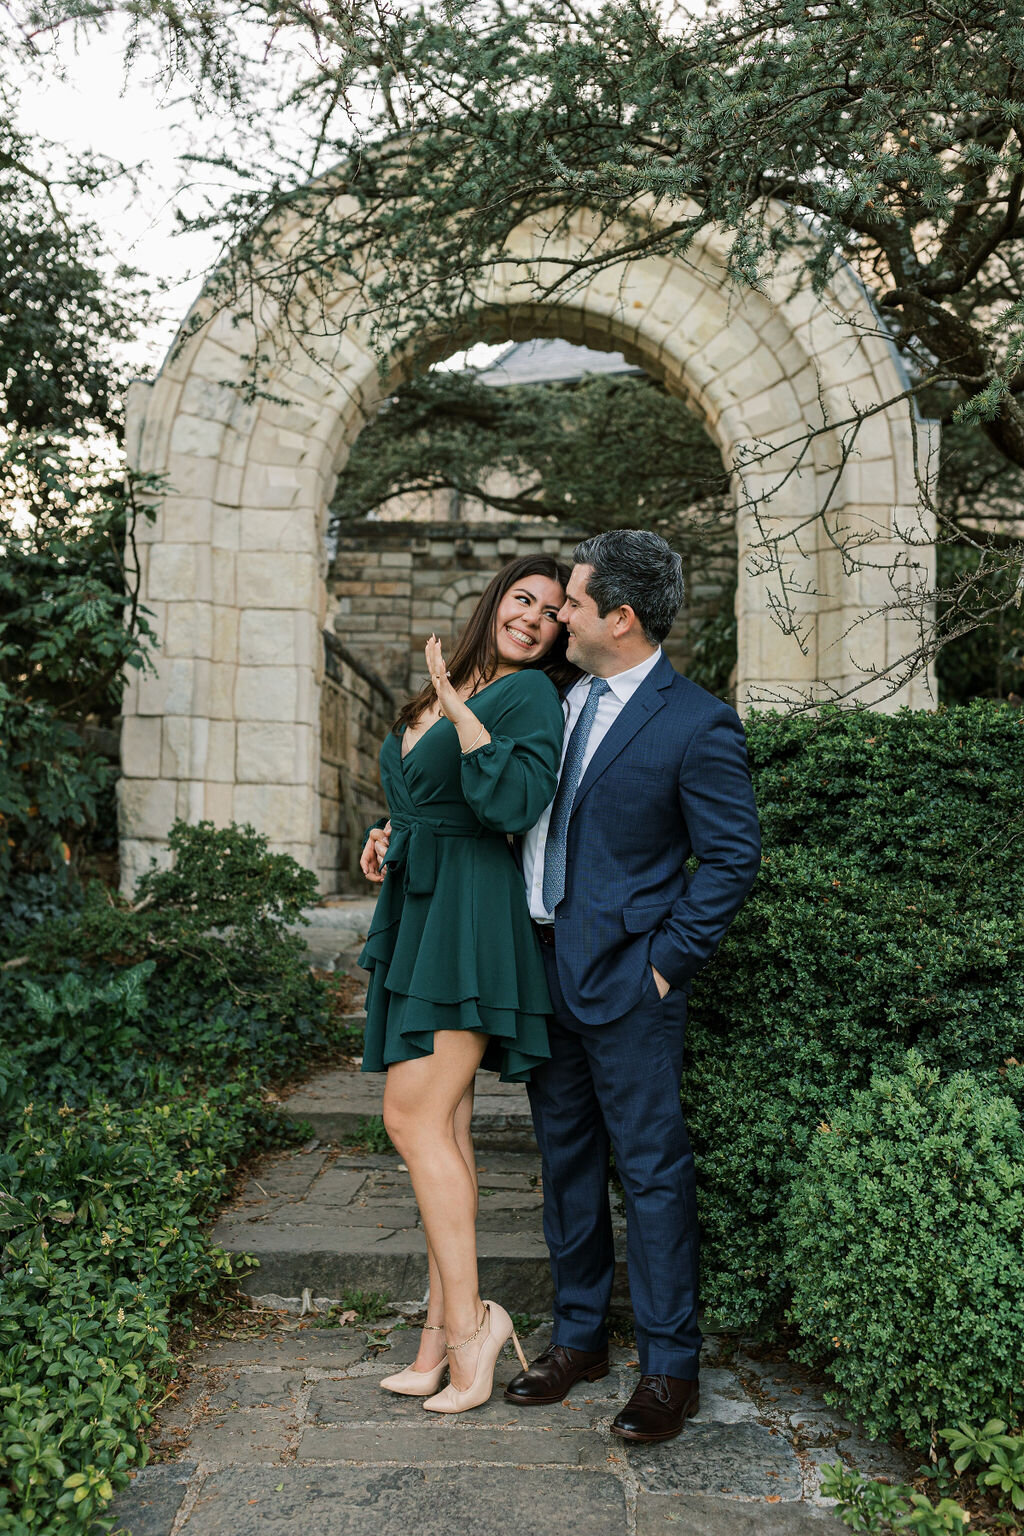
[
  {"x1": 412, "y1": 1080, "x2": 477, "y2": 1371},
  {"x1": 384, "y1": 1035, "x2": 489, "y2": 1389}
]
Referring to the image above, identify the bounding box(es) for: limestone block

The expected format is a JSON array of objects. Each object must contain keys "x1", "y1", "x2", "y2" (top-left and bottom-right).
[
  {"x1": 137, "y1": 658, "x2": 195, "y2": 717},
  {"x1": 179, "y1": 374, "x2": 237, "y2": 427},
  {"x1": 170, "y1": 412, "x2": 225, "y2": 459},
  {"x1": 160, "y1": 716, "x2": 189, "y2": 780},
  {"x1": 204, "y1": 720, "x2": 236, "y2": 782},
  {"x1": 203, "y1": 780, "x2": 235, "y2": 825},
  {"x1": 218, "y1": 418, "x2": 254, "y2": 470},
  {"x1": 233, "y1": 783, "x2": 316, "y2": 845},
  {"x1": 236, "y1": 721, "x2": 317, "y2": 784},
  {"x1": 747, "y1": 612, "x2": 820, "y2": 682},
  {"x1": 186, "y1": 337, "x2": 246, "y2": 383},
  {"x1": 208, "y1": 662, "x2": 237, "y2": 721},
  {"x1": 239, "y1": 461, "x2": 303, "y2": 510},
  {"x1": 841, "y1": 611, "x2": 890, "y2": 677},
  {"x1": 239, "y1": 508, "x2": 320, "y2": 554},
  {"x1": 236, "y1": 551, "x2": 318, "y2": 609},
  {"x1": 192, "y1": 659, "x2": 212, "y2": 717},
  {"x1": 163, "y1": 601, "x2": 213, "y2": 661},
  {"x1": 159, "y1": 498, "x2": 213, "y2": 545},
  {"x1": 174, "y1": 778, "x2": 205, "y2": 823},
  {"x1": 235, "y1": 665, "x2": 300, "y2": 722},
  {"x1": 118, "y1": 776, "x2": 177, "y2": 841},
  {"x1": 206, "y1": 306, "x2": 258, "y2": 351},
  {"x1": 696, "y1": 315, "x2": 767, "y2": 383},
  {"x1": 247, "y1": 422, "x2": 311, "y2": 469},
  {"x1": 715, "y1": 341, "x2": 787, "y2": 401},
  {"x1": 211, "y1": 607, "x2": 239, "y2": 665},
  {"x1": 211, "y1": 549, "x2": 237, "y2": 608},
  {"x1": 120, "y1": 837, "x2": 171, "y2": 897},
  {"x1": 795, "y1": 313, "x2": 866, "y2": 381},
  {"x1": 237, "y1": 608, "x2": 316, "y2": 668},
  {"x1": 134, "y1": 504, "x2": 164, "y2": 544},
  {"x1": 164, "y1": 450, "x2": 219, "y2": 502},
  {"x1": 835, "y1": 454, "x2": 896, "y2": 509},
  {"x1": 120, "y1": 715, "x2": 162, "y2": 779},
  {"x1": 215, "y1": 463, "x2": 243, "y2": 506},
  {"x1": 164, "y1": 716, "x2": 208, "y2": 781},
  {"x1": 147, "y1": 544, "x2": 200, "y2": 604},
  {"x1": 208, "y1": 505, "x2": 238, "y2": 551},
  {"x1": 294, "y1": 663, "x2": 319, "y2": 726},
  {"x1": 238, "y1": 608, "x2": 294, "y2": 666},
  {"x1": 733, "y1": 382, "x2": 805, "y2": 440}
]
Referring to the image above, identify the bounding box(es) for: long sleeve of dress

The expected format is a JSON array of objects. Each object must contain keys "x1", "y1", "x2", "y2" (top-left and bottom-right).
[{"x1": 460, "y1": 669, "x2": 565, "y2": 835}]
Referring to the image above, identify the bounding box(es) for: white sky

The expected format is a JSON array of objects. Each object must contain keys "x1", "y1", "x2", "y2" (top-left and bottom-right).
[{"x1": 11, "y1": 23, "x2": 503, "y2": 379}]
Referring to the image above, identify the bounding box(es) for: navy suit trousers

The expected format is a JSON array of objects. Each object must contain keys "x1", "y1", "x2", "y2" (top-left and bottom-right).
[{"x1": 527, "y1": 944, "x2": 702, "y2": 1378}]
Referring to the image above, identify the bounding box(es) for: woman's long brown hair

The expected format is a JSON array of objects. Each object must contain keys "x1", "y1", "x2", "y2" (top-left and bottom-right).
[{"x1": 394, "y1": 554, "x2": 581, "y2": 733}]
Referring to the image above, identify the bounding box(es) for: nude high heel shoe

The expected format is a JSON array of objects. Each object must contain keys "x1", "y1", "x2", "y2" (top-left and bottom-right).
[
  {"x1": 423, "y1": 1301, "x2": 529, "y2": 1414},
  {"x1": 380, "y1": 1325, "x2": 449, "y2": 1396}
]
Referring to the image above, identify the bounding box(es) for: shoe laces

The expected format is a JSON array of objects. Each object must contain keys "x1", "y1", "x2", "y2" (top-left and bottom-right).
[{"x1": 637, "y1": 1373, "x2": 671, "y2": 1404}]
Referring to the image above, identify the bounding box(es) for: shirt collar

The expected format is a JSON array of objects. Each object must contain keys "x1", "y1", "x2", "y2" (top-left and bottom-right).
[{"x1": 574, "y1": 647, "x2": 662, "y2": 705}]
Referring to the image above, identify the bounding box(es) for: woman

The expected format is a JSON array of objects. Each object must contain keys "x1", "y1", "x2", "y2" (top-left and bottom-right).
[{"x1": 358, "y1": 555, "x2": 577, "y2": 1414}]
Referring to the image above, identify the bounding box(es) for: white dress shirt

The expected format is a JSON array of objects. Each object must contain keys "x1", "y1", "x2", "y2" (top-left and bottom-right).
[{"x1": 523, "y1": 648, "x2": 662, "y2": 922}]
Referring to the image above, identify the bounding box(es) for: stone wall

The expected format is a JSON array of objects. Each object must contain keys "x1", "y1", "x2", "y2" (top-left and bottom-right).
[
  {"x1": 319, "y1": 632, "x2": 396, "y2": 891},
  {"x1": 327, "y1": 517, "x2": 739, "y2": 699}
]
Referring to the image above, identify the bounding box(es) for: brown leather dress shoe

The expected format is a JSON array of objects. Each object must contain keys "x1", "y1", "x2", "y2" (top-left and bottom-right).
[
  {"x1": 610, "y1": 1374, "x2": 700, "y2": 1442},
  {"x1": 504, "y1": 1344, "x2": 610, "y2": 1405}
]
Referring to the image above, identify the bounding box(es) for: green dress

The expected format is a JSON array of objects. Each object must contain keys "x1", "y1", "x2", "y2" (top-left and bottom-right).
[{"x1": 359, "y1": 668, "x2": 564, "y2": 1083}]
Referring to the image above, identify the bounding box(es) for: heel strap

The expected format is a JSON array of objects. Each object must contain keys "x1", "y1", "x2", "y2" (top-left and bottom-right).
[{"x1": 446, "y1": 1305, "x2": 489, "y2": 1352}]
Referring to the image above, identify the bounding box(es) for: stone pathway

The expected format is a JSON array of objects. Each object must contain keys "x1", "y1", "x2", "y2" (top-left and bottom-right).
[{"x1": 110, "y1": 923, "x2": 913, "y2": 1535}]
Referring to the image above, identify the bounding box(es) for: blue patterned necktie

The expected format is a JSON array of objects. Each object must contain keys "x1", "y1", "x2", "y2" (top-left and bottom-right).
[{"x1": 542, "y1": 676, "x2": 611, "y2": 913}]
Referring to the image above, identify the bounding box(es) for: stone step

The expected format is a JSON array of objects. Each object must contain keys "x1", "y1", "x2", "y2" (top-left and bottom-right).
[
  {"x1": 285, "y1": 1064, "x2": 540, "y2": 1153},
  {"x1": 212, "y1": 1145, "x2": 629, "y2": 1312},
  {"x1": 293, "y1": 895, "x2": 378, "y2": 969}
]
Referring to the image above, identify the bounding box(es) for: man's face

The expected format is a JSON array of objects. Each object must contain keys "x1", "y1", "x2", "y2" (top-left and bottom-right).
[{"x1": 558, "y1": 564, "x2": 613, "y2": 673}]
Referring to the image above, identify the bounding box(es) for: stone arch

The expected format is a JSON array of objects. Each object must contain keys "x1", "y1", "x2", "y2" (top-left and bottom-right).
[{"x1": 121, "y1": 203, "x2": 937, "y2": 889}]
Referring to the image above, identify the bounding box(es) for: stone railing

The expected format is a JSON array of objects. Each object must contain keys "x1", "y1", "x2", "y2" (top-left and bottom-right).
[{"x1": 320, "y1": 631, "x2": 396, "y2": 892}]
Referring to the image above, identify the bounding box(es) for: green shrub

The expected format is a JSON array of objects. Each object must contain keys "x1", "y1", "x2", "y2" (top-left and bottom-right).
[
  {"x1": 820, "y1": 1463, "x2": 970, "y2": 1533},
  {"x1": 783, "y1": 1054, "x2": 1024, "y2": 1446},
  {"x1": 14, "y1": 820, "x2": 329, "y2": 1086},
  {"x1": 685, "y1": 701, "x2": 1024, "y2": 1330},
  {"x1": 0, "y1": 820, "x2": 342, "y2": 1533},
  {"x1": 0, "y1": 1082, "x2": 278, "y2": 1531}
]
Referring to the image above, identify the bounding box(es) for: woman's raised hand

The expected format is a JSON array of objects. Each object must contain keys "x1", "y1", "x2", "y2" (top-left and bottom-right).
[{"x1": 426, "y1": 634, "x2": 462, "y2": 722}]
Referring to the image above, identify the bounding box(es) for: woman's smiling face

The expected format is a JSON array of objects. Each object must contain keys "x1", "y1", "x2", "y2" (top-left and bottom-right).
[{"x1": 492, "y1": 573, "x2": 566, "y2": 667}]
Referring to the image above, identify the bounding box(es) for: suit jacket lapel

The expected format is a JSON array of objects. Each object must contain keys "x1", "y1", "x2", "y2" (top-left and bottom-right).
[{"x1": 570, "y1": 654, "x2": 673, "y2": 820}]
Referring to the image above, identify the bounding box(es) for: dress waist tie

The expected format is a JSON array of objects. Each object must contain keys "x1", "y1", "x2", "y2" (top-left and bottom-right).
[{"x1": 383, "y1": 813, "x2": 489, "y2": 896}]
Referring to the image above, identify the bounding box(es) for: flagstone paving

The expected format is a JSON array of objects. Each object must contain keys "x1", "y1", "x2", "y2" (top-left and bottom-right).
[
  {"x1": 111, "y1": 1314, "x2": 912, "y2": 1535},
  {"x1": 110, "y1": 937, "x2": 913, "y2": 1534}
]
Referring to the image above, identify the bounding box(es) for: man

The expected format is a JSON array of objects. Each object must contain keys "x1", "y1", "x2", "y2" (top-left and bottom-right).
[{"x1": 506, "y1": 528, "x2": 761, "y2": 1443}]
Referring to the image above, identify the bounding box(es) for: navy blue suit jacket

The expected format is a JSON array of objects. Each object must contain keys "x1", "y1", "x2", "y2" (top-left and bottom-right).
[{"x1": 551, "y1": 652, "x2": 761, "y2": 1025}]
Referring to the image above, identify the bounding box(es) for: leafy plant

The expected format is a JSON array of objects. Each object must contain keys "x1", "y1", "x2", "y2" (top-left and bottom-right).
[
  {"x1": 942, "y1": 1422, "x2": 1024, "y2": 1514},
  {"x1": 0, "y1": 94, "x2": 157, "y2": 923},
  {"x1": 784, "y1": 1055, "x2": 1024, "y2": 1447},
  {"x1": 352, "y1": 1116, "x2": 393, "y2": 1155},
  {"x1": 820, "y1": 1463, "x2": 970, "y2": 1534},
  {"x1": 321, "y1": 1289, "x2": 391, "y2": 1327}
]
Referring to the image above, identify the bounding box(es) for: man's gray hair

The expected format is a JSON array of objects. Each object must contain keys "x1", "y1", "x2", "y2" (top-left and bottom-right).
[{"x1": 572, "y1": 529, "x2": 685, "y2": 644}]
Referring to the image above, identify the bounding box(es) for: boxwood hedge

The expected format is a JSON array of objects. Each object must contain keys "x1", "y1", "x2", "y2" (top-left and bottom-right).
[{"x1": 686, "y1": 702, "x2": 1024, "y2": 1338}]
